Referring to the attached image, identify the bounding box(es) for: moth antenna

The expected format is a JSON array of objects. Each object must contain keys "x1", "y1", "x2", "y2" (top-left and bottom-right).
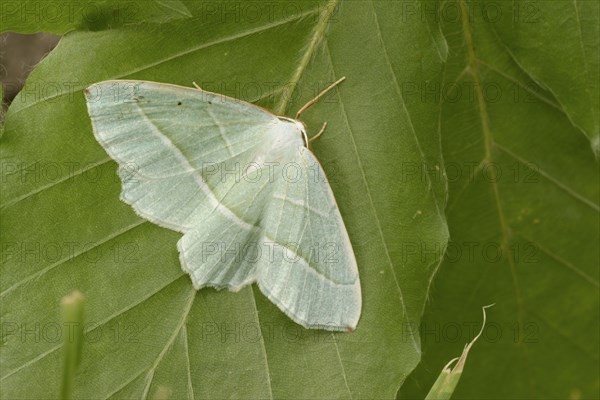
[
  {"x1": 309, "y1": 122, "x2": 327, "y2": 143},
  {"x1": 295, "y1": 76, "x2": 346, "y2": 119},
  {"x1": 192, "y1": 82, "x2": 202, "y2": 90}
]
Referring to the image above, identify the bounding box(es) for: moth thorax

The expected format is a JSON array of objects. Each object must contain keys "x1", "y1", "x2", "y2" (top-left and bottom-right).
[
  {"x1": 292, "y1": 119, "x2": 307, "y2": 135},
  {"x1": 278, "y1": 116, "x2": 308, "y2": 146}
]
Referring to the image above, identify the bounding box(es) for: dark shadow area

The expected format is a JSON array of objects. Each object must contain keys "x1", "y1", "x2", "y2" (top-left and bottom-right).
[{"x1": 0, "y1": 32, "x2": 61, "y2": 118}]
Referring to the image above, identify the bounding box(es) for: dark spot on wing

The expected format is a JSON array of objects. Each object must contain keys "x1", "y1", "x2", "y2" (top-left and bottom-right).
[
  {"x1": 177, "y1": 101, "x2": 182, "y2": 106},
  {"x1": 208, "y1": 101, "x2": 212, "y2": 105}
]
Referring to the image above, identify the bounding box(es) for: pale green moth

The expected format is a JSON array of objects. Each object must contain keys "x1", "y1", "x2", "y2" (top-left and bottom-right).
[{"x1": 83, "y1": 78, "x2": 361, "y2": 331}]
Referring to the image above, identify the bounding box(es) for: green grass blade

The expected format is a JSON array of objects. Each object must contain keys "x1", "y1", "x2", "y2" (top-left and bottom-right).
[
  {"x1": 425, "y1": 305, "x2": 494, "y2": 400},
  {"x1": 60, "y1": 291, "x2": 85, "y2": 400}
]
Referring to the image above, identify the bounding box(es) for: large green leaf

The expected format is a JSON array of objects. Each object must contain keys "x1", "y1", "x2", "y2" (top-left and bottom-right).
[
  {"x1": 0, "y1": 1, "x2": 449, "y2": 398},
  {"x1": 492, "y1": 0, "x2": 600, "y2": 156},
  {"x1": 400, "y1": 1, "x2": 599, "y2": 398}
]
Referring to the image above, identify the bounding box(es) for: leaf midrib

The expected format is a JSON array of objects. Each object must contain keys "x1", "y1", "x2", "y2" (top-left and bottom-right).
[
  {"x1": 274, "y1": 0, "x2": 340, "y2": 115},
  {"x1": 458, "y1": 0, "x2": 532, "y2": 393}
]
